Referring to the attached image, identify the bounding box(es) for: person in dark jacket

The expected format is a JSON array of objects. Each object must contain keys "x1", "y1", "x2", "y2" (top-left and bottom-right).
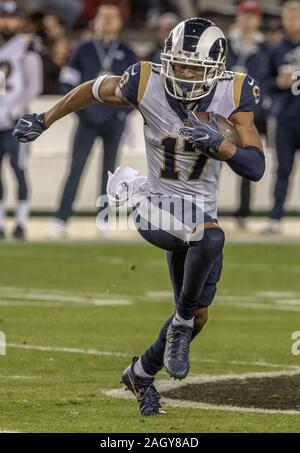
[
  {"x1": 227, "y1": 0, "x2": 270, "y2": 228},
  {"x1": 48, "y1": 3, "x2": 137, "y2": 238},
  {"x1": 147, "y1": 13, "x2": 179, "y2": 64},
  {"x1": 263, "y1": 1, "x2": 300, "y2": 234}
]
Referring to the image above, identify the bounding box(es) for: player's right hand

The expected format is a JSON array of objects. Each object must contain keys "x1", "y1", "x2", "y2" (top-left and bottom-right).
[{"x1": 12, "y1": 113, "x2": 47, "y2": 143}]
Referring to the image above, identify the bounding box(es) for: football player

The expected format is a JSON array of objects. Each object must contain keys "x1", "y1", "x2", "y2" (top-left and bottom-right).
[
  {"x1": 0, "y1": 1, "x2": 43, "y2": 239},
  {"x1": 13, "y1": 18, "x2": 265, "y2": 415}
]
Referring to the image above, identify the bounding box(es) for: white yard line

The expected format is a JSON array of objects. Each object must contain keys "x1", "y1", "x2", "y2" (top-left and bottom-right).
[
  {"x1": 226, "y1": 262, "x2": 300, "y2": 274},
  {"x1": 7, "y1": 343, "x2": 130, "y2": 358},
  {"x1": 0, "y1": 299, "x2": 132, "y2": 307},
  {"x1": 104, "y1": 369, "x2": 300, "y2": 415},
  {"x1": 190, "y1": 357, "x2": 299, "y2": 370},
  {"x1": 145, "y1": 291, "x2": 173, "y2": 300},
  {"x1": 7, "y1": 342, "x2": 298, "y2": 371},
  {"x1": 144, "y1": 291, "x2": 300, "y2": 313},
  {"x1": 159, "y1": 398, "x2": 300, "y2": 416},
  {"x1": 0, "y1": 287, "x2": 132, "y2": 307},
  {"x1": 104, "y1": 390, "x2": 300, "y2": 416},
  {"x1": 216, "y1": 301, "x2": 300, "y2": 312},
  {"x1": 0, "y1": 300, "x2": 64, "y2": 307},
  {"x1": 0, "y1": 286, "x2": 128, "y2": 297},
  {"x1": 254, "y1": 291, "x2": 300, "y2": 298},
  {"x1": 3, "y1": 286, "x2": 300, "y2": 311},
  {"x1": 0, "y1": 375, "x2": 42, "y2": 380}
]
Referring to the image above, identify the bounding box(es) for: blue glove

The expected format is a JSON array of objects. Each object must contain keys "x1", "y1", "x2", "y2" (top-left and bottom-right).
[
  {"x1": 179, "y1": 111, "x2": 224, "y2": 155},
  {"x1": 12, "y1": 113, "x2": 47, "y2": 143}
]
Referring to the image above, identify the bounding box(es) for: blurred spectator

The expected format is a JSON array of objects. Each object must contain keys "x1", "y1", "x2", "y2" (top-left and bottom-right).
[
  {"x1": 176, "y1": 0, "x2": 197, "y2": 19},
  {"x1": 263, "y1": 1, "x2": 300, "y2": 234},
  {"x1": 46, "y1": 0, "x2": 82, "y2": 28},
  {"x1": 145, "y1": 0, "x2": 181, "y2": 28},
  {"x1": 42, "y1": 11, "x2": 67, "y2": 45},
  {"x1": 196, "y1": 0, "x2": 236, "y2": 15},
  {"x1": 265, "y1": 18, "x2": 284, "y2": 46},
  {"x1": 147, "y1": 12, "x2": 180, "y2": 64},
  {"x1": 43, "y1": 37, "x2": 72, "y2": 94},
  {"x1": 227, "y1": 0, "x2": 271, "y2": 228},
  {"x1": 19, "y1": 0, "x2": 83, "y2": 28},
  {"x1": 196, "y1": 0, "x2": 282, "y2": 17},
  {"x1": 24, "y1": 10, "x2": 71, "y2": 94},
  {"x1": 129, "y1": 0, "x2": 180, "y2": 28},
  {"x1": 48, "y1": 2, "x2": 137, "y2": 238},
  {"x1": 25, "y1": 11, "x2": 45, "y2": 37},
  {"x1": 0, "y1": 0, "x2": 43, "y2": 240},
  {"x1": 81, "y1": 0, "x2": 130, "y2": 25}
]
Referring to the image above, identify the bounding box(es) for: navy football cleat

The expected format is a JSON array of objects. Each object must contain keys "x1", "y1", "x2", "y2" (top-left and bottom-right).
[
  {"x1": 121, "y1": 357, "x2": 166, "y2": 416},
  {"x1": 163, "y1": 324, "x2": 193, "y2": 379}
]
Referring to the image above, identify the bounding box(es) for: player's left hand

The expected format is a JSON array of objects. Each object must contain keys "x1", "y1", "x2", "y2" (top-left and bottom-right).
[{"x1": 179, "y1": 111, "x2": 224, "y2": 155}]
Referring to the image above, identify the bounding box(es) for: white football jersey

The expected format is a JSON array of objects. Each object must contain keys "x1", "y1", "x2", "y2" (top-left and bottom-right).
[
  {"x1": 119, "y1": 61, "x2": 259, "y2": 219},
  {"x1": 0, "y1": 34, "x2": 43, "y2": 130}
]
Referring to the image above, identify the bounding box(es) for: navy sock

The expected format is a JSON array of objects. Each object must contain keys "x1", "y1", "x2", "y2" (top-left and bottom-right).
[
  {"x1": 141, "y1": 315, "x2": 174, "y2": 376},
  {"x1": 140, "y1": 312, "x2": 208, "y2": 377}
]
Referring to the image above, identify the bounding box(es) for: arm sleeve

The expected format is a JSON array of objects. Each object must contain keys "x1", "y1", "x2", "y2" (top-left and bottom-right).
[{"x1": 226, "y1": 146, "x2": 265, "y2": 182}]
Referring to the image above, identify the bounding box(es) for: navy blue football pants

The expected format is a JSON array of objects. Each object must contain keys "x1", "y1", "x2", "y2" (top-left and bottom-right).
[
  {"x1": 56, "y1": 117, "x2": 126, "y2": 222},
  {"x1": 270, "y1": 122, "x2": 300, "y2": 220},
  {"x1": 0, "y1": 129, "x2": 28, "y2": 201}
]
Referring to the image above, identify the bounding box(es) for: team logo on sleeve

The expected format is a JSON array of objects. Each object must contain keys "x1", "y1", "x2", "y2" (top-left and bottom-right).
[
  {"x1": 119, "y1": 71, "x2": 130, "y2": 88},
  {"x1": 253, "y1": 85, "x2": 261, "y2": 104}
]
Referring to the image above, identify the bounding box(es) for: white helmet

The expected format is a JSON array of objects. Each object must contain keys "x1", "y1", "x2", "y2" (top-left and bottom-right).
[{"x1": 160, "y1": 18, "x2": 227, "y2": 102}]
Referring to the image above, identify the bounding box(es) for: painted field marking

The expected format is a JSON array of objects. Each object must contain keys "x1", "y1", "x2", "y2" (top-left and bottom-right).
[
  {"x1": 7, "y1": 343, "x2": 129, "y2": 358},
  {"x1": 146, "y1": 291, "x2": 173, "y2": 299},
  {"x1": 254, "y1": 291, "x2": 300, "y2": 298},
  {"x1": 0, "y1": 299, "x2": 132, "y2": 307},
  {"x1": 217, "y1": 301, "x2": 300, "y2": 312},
  {"x1": 7, "y1": 343, "x2": 298, "y2": 371},
  {"x1": 190, "y1": 357, "x2": 299, "y2": 370},
  {"x1": 0, "y1": 287, "x2": 132, "y2": 307},
  {"x1": 0, "y1": 300, "x2": 84, "y2": 308},
  {"x1": 104, "y1": 369, "x2": 300, "y2": 416},
  {"x1": 0, "y1": 286, "x2": 128, "y2": 298},
  {"x1": 225, "y1": 262, "x2": 300, "y2": 274},
  {"x1": 0, "y1": 375, "x2": 42, "y2": 380},
  {"x1": 144, "y1": 290, "x2": 300, "y2": 313}
]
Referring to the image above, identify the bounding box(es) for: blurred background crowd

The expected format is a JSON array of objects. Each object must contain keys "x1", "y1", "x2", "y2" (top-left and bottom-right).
[
  {"x1": 1, "y1": 0, "x2": 300, "y2": 239},
  {"x1": 2, "y1": 0, "x2": 286, "y2": 94}
]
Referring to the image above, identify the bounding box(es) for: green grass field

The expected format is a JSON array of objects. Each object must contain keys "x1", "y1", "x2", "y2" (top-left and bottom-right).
[{"x1": 0, "y1": 241, "x2": 300, "y2": 433}]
